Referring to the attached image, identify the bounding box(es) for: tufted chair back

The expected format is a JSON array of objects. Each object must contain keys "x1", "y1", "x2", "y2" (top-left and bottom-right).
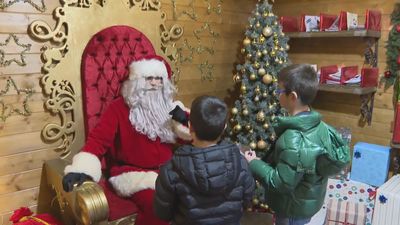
[{"x1": 81, "y1": 25, "x2": 156, "y2": 136}]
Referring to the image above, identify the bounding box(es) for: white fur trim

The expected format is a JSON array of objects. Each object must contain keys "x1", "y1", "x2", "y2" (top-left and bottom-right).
[
  {"x1": 108, "y1": 171, "x2": 158, "y2": 197},
  {"x1": 172, "y1": 120, "x2": 192, "y2": 141},
  {"x1": 64, "y1": 152, "x2": 102, "y2": 182},
  {"x1": 129, "y1": 59, "x2": 168, "y2": 80}
]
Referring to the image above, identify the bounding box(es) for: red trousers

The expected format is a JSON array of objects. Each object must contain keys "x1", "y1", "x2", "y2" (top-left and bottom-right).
[{"x1": 131, "y1": 189, "x2": 169, "y2": 225}]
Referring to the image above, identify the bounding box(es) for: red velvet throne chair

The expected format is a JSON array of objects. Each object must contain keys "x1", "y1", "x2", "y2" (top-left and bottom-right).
[{"x1": 37, "y1": 25, "x2": 159, "y2": 225}]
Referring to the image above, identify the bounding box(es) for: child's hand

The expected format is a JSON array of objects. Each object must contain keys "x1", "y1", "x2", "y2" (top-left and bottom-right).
[{"x1": 244, "y1": 150, "x2": 259, "y2": 162}]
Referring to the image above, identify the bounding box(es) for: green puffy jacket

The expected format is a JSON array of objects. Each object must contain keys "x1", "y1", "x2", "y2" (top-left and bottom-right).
[{"x1": 249, "y1": 111, "x2": 350, "y2": 218}]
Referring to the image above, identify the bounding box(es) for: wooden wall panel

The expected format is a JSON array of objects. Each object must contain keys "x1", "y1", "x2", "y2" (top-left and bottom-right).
[
  {"x1": 0, "y1": 0, "x2": 252, "y2": 223},
  {"x1": 274, "y1": 0, "x2": 395, "y2": 148}
]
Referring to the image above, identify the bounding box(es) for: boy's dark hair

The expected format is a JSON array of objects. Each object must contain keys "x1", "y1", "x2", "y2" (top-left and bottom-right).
[
  {"x1": 189, "y1": 95, "x2": 227, "y2": 141},
  {"x1": 278, "y1": 64, "x2": 319, "y2": 105}
]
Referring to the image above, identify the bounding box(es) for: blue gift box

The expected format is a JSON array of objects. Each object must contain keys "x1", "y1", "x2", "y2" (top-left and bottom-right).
[{"x1": 350, "y1": 142, "x2": 391, "y2": 187}]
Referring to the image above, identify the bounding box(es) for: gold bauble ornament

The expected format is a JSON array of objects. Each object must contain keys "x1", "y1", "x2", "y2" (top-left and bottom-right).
[
  {"x1": 230, "y1": 118, "x2": 235, "y2": 123},
  {"x1": 273, "y1": 33, "x2": 278, "y2": 37},
  {"x1": 240, "y1": 48, "x2": 246, "y2": 54},
  {"x1": 262, "y1": 26, "x2": 273, "y2": 37},
  {"x1": 249, "y1": 142, "x2": 257, "y2": 149},
  {"x1": 240, "y1": 84, "x2": 247, "y2": 92},
  {"x1": 255, "y1": 22, "x2": 261, "y2": 28},
  {"x1": 262, "y1": 92, "x2": 268, "y2": 97},
  {"x1": 256, "y1": 111, "x2": 265, "y2": 122},
  {"x1": 243, "y1": 37, "x2": 251, "y2": 46},
  {"x1": 256, "y1": 51, "x2": 262, "y2": 58},
  {"x1": 233, "y1": 74, "x2": 241, "y2": 83},
  {"x1": 231, "y1": 107, "x2": 238, "y2": 115},
  {"x1": 252, "y1": 39, "x2": 258, "y2": 45},
  {"x1": 249, "y1": 129, "x2": 254, "y2": 134},
  {"x1": 257, "y1": 140, "x2": 267, "y2": 149},
  {"x1": 245, "y1": 124, "x2": 251, "y2": 130},
  {"x1": 246, "y1": 53, "x2": 252, "y2": 59},
  {"x1": 274, "y1": 45, "x2": 279, "y2": 51},
  {"x1": 255, "y1": 12, "x2": 260, "y2": 16},
  {"x1": 286, "y1": 44, "x2": 290, "y2": 50},
  {"x1": 255, "y1": 86, "x2": 261, "y2": 94},
  {"x1": 280, "y1": 47, "x2": 285, "y2": 51},
  {"x1": 242, "y1": 109, "x2": 249, "y2": 116},
  {"x1": 254, "y1": 96, "x2": 260, "y2": 102},
  {"x1": 262, "y1": 74, "x2": 273, "y2": 84},
  {"x1": 234, "y1": 124, "x2": 242, "y2": 132},
  {"x1": 274, "y1": 21, "x2": 278, "y2": 25},
  {"x1": 269, "y1": 12, "x2": 275, "y2": 17},
  {"x1": 259, "y1": 36, "x2": 265, "y2": 43},
  {"x1": 249, "y1": 73, "x2": 257, "y2": 81},
  {"x1": 263, "y1": 12, "x2": 268, "y2": 17},
  {"x1": 262, "y1": 49, "x2": 268, "y2": 55},
  {"x1": 279, "y1": 60, "x2": 283, "y2": 64},
  {"x1": 275, "y1": 58, "x2": 279, "y2": 62},
  {"x1": 252, "y1": 198, "x2": 259, "y2": 205},
  {"x1": 258, "y1": 68, "x2": 266, "y2": 76},
  {"x1": 270, "y1": 51, "x2": 276, "y2": 56},
  {"x1": 263, "y1": 123, "x2": 269, "y2": 129}
]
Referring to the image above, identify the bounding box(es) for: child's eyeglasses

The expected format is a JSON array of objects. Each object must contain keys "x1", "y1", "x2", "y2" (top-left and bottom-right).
[{"x1": 275, "y1": 89, "x2": 286, "y2": 95}]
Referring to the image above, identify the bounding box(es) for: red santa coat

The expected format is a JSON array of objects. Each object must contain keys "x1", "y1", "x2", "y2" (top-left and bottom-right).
[{"x1": 65, "y1": 97, "x2": 174, "y2": 196}]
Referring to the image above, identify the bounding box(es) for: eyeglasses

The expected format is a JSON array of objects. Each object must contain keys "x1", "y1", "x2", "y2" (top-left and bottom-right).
[
  {"x1": 275, "y1": 88, "x2": 286, "y2": 95},
  {"x1": 145, "y1": 76, "x2": 163, "y2": 81}
]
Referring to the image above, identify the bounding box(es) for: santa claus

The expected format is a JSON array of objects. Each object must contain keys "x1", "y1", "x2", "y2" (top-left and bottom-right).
[{"x1": 62, "y1": 55, "x2": 189, "y2": 225}]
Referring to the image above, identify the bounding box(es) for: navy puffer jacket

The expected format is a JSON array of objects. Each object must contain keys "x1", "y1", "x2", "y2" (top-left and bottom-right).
[{"x1": 154, "y1": 141, "x2": 255, "y2": 225}]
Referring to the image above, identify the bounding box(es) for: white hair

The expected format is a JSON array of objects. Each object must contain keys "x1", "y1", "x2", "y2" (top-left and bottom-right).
[{"x1": 121, "y1": 76, "x2": 177, "y2": 143}]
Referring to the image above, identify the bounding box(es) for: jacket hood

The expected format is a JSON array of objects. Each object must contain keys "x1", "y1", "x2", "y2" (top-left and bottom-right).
[
  {"x1": 273, "y1": 110, "x2": 322, "y2": 136},
  {"x1": 171, "y1": 141, "x2": 242, "y2": 195}
]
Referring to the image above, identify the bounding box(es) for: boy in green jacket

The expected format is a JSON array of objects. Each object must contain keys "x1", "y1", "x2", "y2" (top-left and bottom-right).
[{"x1": 244, "y1": 64, "x2": 350, "y2": 225}]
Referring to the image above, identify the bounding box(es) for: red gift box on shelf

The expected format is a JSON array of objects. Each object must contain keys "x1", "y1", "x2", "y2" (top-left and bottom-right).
[
  {"x1": 365, "y1": 10, "x2": 381, "y2": 31},
  {"x1": 325, "y1": 199, "x2": 367, "y2": 225},
  {"x1": 280, "y1": 16, "x2": 299, "y2": 32},
  {"x1": 340, "y1": 66, "x2": 358, "y2": 84},
  {"x1": 360, "y1": 67, "x2": 379, "y2": 87},
  {"x1": 320, "y1": 65, "x2": 339, "y2": 84},
  {"x1": 339, "y1": 11, "x2": 347, "y2": 31},
  {"x1": 320, "y1": 13, "x2": 338, "y2": 31}
]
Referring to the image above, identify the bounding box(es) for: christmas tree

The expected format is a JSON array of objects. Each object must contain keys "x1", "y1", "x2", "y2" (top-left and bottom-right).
[{"x1": 227, "y1": 0, "x2": 289, "y2": 211}]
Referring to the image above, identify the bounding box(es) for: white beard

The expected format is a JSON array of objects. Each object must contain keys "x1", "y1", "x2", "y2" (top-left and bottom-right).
[{"x1": 127, "y1": 88, "x2": 176, "y2": 143}]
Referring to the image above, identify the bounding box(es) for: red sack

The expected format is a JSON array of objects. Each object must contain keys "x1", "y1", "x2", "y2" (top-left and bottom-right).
[
  {"x1": 320, "y1": 13, "x2": 337, "y2": 31},
  {"x1": 339, "y1": 11, "x2": 347, "y2": 31},
  {"x1": 340, "y1": 66, "x2": 358, "y2": 84},
  {"x1": 280, "y1": 16, "x2": 299, "y2": 32},
  {"x1": 365, "y1": 10, "x2": 381, "y2": 31},
  {"x1": 360, "y1": 67, "x2": 379, "y2": 87},
  {"x1": 9, "y1": 207, "x2": 63, "y2": 225},
  {"x1": 320, "y1": 65, "x2": 339, "y2": 84}
]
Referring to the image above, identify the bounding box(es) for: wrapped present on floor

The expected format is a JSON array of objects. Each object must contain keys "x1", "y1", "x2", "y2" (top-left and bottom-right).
[
  {"x1": 326, "y1": 199, "x2": 366, "y2": 225},
  {"x1": 372, "y1": 175, "x2": 400, "y2": 225},
  {"x1": 9, "y1": 207, "x2": 63, "y2": 225},
  {"x1": 325, "y1": 178, "x2": 376, "y2": 225},
  {"x1": 350, "y1": 142, "x2": 391, "y2": 187}
]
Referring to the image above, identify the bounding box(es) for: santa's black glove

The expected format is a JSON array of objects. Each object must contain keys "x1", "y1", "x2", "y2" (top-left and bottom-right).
[
  {"x1": 169, "y1": 105, "x2": 189, "y2": 126},
  {"x1": 62, "y1": 172, "x2": 93, "y2": 192}
]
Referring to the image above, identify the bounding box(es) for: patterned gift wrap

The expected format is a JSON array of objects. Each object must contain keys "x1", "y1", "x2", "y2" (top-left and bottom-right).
[
  {"x1": 326, "y1": 199, "x2": 366, "y2": 225},
  {"x1": 372, "y1": 175, "x2": 400, "y2": 225},
  {"x1": 325, "y1": 179, "x2": 376, "y2": 225}
]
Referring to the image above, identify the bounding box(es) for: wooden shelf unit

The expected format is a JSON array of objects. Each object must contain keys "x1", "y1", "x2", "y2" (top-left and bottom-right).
[
  {"x1": 318, "y1": 84, "x2": 377, "y2": 95},
  {"x1": 286, "y1": 30, "x2": 381, "y2": 39}
]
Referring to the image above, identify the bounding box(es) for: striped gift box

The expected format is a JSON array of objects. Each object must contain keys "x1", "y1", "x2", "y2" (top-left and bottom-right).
[{"x1": 326, "y1": 199, "x2": 367, "y2": 225}]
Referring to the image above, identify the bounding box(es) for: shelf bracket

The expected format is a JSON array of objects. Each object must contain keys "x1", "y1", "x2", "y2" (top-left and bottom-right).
[{"x1": 360, "y1": 92, "x2": 375, "y2": 125}]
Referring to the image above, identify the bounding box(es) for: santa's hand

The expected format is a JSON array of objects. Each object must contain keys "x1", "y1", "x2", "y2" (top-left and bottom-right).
[
  {"x1": 169, "y1": 105, "x2": 189, "y2": 126},
  {"x1": 62, "y1": 172, "x2": 92, "y2": 192},
  {"x1": 244, "y1": 150, "x2": 259, "y2": 163}
]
